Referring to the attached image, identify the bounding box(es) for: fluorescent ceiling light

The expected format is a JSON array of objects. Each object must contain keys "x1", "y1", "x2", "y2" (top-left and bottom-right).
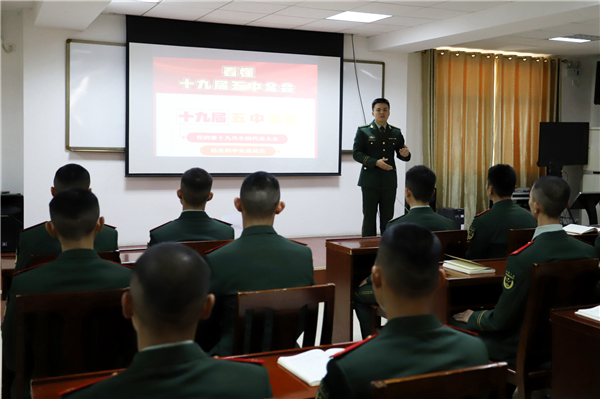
[
  {"x1": 327, "y1": 11, "x2": 391, "y2": 23},
  {"x1": 549, "y1": 37, "x2": 590, "y2": 43}
]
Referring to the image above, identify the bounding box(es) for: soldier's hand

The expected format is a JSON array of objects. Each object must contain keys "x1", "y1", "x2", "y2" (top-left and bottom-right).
[
  {"x1": 399, "y1": 145, "x2": 410, "y2": 157},
  {"x1": 453, "y1": 309, "x2": 474, "y2": 323},
  {"x1": 376, "y1": 158, "x2": 393, "y2": 171}
]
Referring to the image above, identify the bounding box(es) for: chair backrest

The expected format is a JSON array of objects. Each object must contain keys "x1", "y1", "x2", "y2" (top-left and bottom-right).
[
  {"x1": 2, "y1": 267, "x2": 15, "y2": 301},
  {"x1": 232, "y1": 284, "x2": 335, "y2": 355},
  {"x1": 505, "y1": 229, "x2": 535, "y2": 257},
  {"x1": 180, "y1": 240, "x2": 232, "y2": 257},
  {"x1": 31, "y1": 250, "x2": 121, "y2": 267},
  {"x1": 434, "y1": 230, "x2": 468, "y2": 261},
  {"x1": 371, "y1": 362, "x2": 508, "y2": 399},
  {"x1": 516, "y1": 259, "x2": 600, "y2": 378},
  {"x1": 15, "y1": 288, "x2": 136, "y2": 399}
]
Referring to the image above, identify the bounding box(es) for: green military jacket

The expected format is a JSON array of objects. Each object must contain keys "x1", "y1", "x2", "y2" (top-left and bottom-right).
[
  {"x1": 316, "y1": 314, "x2": 489, "y2": 399},
  {"x1": 352, "y1": 120, "x2": 410, "y2": 189},
  {"x1": 15, "y1": 222, "x2": 119, "y2": 272},
  {"x1": 3, "y1": 249, "x2": 131, "y2": 396},
  {"x1": 595, "y1": 235, "x2": 600, "y2": 258},
  {"x1": 148, "y1": 211, "x2": 234, "y2": 246},
  {"x1": 466, "y1": 200, "x2": 537, "y2": 260},
  {"x1": 62, "y1": 342, "x2": 272, "y2": 399},
  {"x1": 387, "y1": 206, "x2": 456, "y2": 231},
  {"x1": 466, "y1": 229, "x2": 598, "y2": 362},
  {"x1": 205, "y1": 225, "x2": 315, "y2": 356}
]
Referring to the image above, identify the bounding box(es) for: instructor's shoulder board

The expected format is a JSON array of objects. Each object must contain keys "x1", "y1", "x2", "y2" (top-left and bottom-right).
[
  {"x1": 511, "y1": 241, "x2": 534, "y2": 256},
  {"x1": 330, "y1": 334, "x2": 377, "y2": 360}
]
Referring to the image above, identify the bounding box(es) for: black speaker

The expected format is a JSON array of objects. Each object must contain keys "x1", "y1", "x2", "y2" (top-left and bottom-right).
[
  {"x1": 1, "y1": 194, "x2": 24, "y2": 253},
  {"x1": 595, "y1": 61, "x2": 600, "y2": 105},
  {"x1": 439, "y1": 207, "x2": 465, "y2": 230}
]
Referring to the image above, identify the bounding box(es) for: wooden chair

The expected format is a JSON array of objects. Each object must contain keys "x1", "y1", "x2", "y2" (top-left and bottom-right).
[
  {"x1": 371, "y1": 362, "x2": 508, "y2": 399},
  {"x1": 507, "y1": 258, "x2": 600, "y2": 399},
  {"x1": 14, "y1": 288, "x2": 136, "y2": 399},
  {"x1": 232, "y1": 284, "x2": 335, "y2": 355},
  {"x1": 435, "y1": 230, "x2": 468, "y2": 261},
  {"x1": 505, "y1": 229, "x2": 535, "y2": 257},
  {"x1": 30, "y1": 250, "x2": 121, "y2": 267},
  {"x1": 180, "y1": 240, "x2": 232, "y2": 257},
  {"x1": 2, "y1": 267, "x2": 15, "y2": 300}
]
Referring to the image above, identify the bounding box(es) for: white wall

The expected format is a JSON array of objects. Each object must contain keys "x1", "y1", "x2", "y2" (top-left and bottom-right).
[{"x1": 12, "y1": 13, "x2": 410, "y2": 245}]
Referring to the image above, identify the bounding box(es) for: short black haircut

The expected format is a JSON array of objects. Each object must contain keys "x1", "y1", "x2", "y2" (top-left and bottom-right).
[
  {"x1": 53, "y1": 164, "x2": 90, "y2": 193},
  {"x1": 487, "y1": 164, "x2": 516, "y2": 198},
  {"x1": 406, "y1": 165, "x2": 436, "y2": 202},
  {"x1": 131, "y1": 243, "x2": 211, "y2": 329},
  {"x1": 49, "y1": 189, "x2": 99, "y2": 240},
  {"x1": 376, "y1": 223, "x2": 441, "y2": 298},
  {"x1": 181, "y1": 168, "x2": 212, "y2": 206},
  {"x1": 240, "y1": 171, "x2": 280, "y2": 218},
  {"x1": 372, "y1": 98, "x2": 390, "y2": 111},
  {"x1": 531, "y1": 175, "x2": 570, "y2": 218}
]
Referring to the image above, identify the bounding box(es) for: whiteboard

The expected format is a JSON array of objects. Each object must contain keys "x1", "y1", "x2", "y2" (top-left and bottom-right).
[
  {"x1": 342, "y1": 61, "x2": 384, "y2": 151},
  {"x1": 66, "y1": 39, "x2": 126, "y2": 151}
]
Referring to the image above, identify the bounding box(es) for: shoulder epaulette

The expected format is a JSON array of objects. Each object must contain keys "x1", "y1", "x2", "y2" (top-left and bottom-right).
[
  {"x1": 388, "y1": 125, "x2": 398, "y2": 130},
  {"x1": 388, "y1": 214, "x2": 404, "y2": 224},
  {"x1": 213, "y1": 218, "x2": 232, "y2": 226},
  {"x1": 444, "y1": 324, "x2": 479, "y2": 336},
  {"x1": 221, "y1": 357, "x2": 265, "y2": 364},
  {"x1": 20, "y1": 221, "x2": 47, "y2": 232},
  {"x1": 59, "y1": 372, "x2": 119, "y2": 397},
  {"x1": 331, "y1": 335, "x2": 377, "y2": 359},
  {"x1": 104, "y1": 223, "x2": 117, "y2": 230},
  {"x1": 204, "y1": 240, "x2": 232, "y2": 255},
  {"x1": 13, "y1": 262, "x2": 49, "y2": 276},
  {"x1": 289, "y1": 239, "x2": 308, "y2": 246},
  {"x1": 474, "y1": 209, "x2": 491, "y2": 218},
  {"x1": 149, "y1": 221, "x2": 173, "y2": 231},
  {"x1": 511, "y1": 241, "x2": 534, "y2": 256}
]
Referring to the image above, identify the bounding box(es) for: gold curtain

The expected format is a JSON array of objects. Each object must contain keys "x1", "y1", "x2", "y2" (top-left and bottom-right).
[
  {"x1": 432, "y1": 51, "x2": 495, "y2": 226},
  {"x1": 493, "y1": 56, "x2": 558, "y2": 188}
]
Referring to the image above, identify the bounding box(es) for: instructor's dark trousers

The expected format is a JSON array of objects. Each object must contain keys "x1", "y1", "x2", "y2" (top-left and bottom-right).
[{"x1": 361, "y1": 187, "x2": 396, "y2": 237}]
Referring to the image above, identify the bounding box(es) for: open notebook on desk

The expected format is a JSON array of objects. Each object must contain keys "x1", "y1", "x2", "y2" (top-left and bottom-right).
[
  {"x1": 442, "y1": 255, "x2": 495, "y2": 275},
  {"x1": 277, "y1": 347, "x2": 345, "y2": 386},
  {"x1": 575, "y1": 305, "x2": 600, "y2": 321}
]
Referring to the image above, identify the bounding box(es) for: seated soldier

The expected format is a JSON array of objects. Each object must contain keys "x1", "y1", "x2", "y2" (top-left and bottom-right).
[
  {"x1": 595, "y1": 235, "x2": 600, "y2": 258},
  {"x1": 15, "y1": 163, "x2": 118, "y2": 272},
  {"x1": 387, "y1": 165, "x2": 455, "y2": 231},
  {"x1": 148, "y1": 167, "x2": 234, "y2": 246},
  {"x1": 62, "y1": 243, "x2": 272, "y2": 399},
  {"x1": 454, "y1": 176, "x2": 597, "y2": 363},
  {"x1": 3, "y1": 189, "x2": 131, "y2": 398},
  {"x1": 316, "y1": 223, "x2": 489, "y2": 399},
  {"x1": 355, "y1": 165, "x2": 455, "y2": 339},
  {"x1": 466, "y1": 164, "x2": 537, "y2": 260},
  {"x1": 205, "y1": 171, "x2": 315, "y2": 356}
]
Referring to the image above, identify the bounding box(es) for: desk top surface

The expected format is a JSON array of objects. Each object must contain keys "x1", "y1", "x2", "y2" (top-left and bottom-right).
[{"x1": 551, "y1": 306, "x2": 600, "y2": 339}]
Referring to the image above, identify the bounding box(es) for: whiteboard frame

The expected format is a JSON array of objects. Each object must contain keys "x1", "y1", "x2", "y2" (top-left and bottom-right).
[
  {"x1": 342, "y1": 59, "x2": 385, "y2": 153},
  {"x1": 65, "y1": 39, "x2": 126, "y2": 153}
]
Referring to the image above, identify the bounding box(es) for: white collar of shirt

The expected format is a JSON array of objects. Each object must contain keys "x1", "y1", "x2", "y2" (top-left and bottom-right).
[
  {"x1": 532, "y1": 224, "x2": 563, "y2": 240},
  {"x1": 141, "y1": 340, "x2": 194, "y2": 352},
  {"x1": 374, "y1": 122, "x2": 388, "y2": 131},
  {"x1": 410, "y1": 205, "x2": 431, "y2": 209}
]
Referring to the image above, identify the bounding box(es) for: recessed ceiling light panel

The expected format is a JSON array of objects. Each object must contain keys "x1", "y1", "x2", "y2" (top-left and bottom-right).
[
  {"x1": 327, "y1": 11, "x2": 391, "y2": 23},
  {"x1": 549, "y1": 37, "x2": 591, "y2": 43}
]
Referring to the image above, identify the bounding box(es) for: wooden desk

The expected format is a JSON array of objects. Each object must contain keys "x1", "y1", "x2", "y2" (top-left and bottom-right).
[
  {"x1": 326, "y1": 236, "x2": 507, "y2": 341},
  {"x1": 550, "y1": 306, "x2": 600, "y2": 399},
  {"x1": 32, "y1": 343, "x2": 352, "y2": 399}
]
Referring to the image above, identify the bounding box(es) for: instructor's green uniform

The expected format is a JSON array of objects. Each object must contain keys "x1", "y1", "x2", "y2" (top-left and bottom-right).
[
  {"x1": 466, "y1": 199, "x2": 537, "y2": 260},
  {"x1": 353, "y1": 120, "x2": 410, "y2": 237},
  {"x1": 465, "y1": 226, "x2": 597, "y2": 362},
  {"x1": 316, "y1": 314, "x2": 489, "y2": 399},
  {"x1": 355, "y1": 208, "x2": 455, "y2": 338},
  {"x1": 62, "y1": 342, "x2": 272, "y2": 399},
  {"x1": 148, "y1": 210, "x2": 234, "y2": 246},
  {"x1": 205, "y1": 225, "x2": 315, "y2": 356},
  {"x1": 14, "y1": 222, "x2": 119, "y2": 272}
]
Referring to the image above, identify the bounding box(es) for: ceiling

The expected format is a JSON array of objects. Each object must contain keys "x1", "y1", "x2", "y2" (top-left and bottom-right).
[{"x1": 3, "y1": 0, "x2": 600, "y2": 56}]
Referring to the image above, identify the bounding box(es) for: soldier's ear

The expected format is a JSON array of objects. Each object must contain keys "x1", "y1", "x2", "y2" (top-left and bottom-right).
[
  {"x1": 45, "y1": 222, "x2": 58, "y2": 237},
  {"x1": 206, "y1": 192, "x2": 214, "y2": 202},
  {"x1": 234, "y1": 197, "x2": 243, "y2": 213},
  {"x1": 372, "y1": 265, "x2": 382, "y2": 289},
  {"x1": 405, "y1": 187, "x2": 411, "y2": 199},
  {"x1": 200, "y1": 294, "x2": 215, "y2": 320},
  {"x1": 50, "y1": 187, "x2": 57, "y2": 197},
  {"x1": 95, "y1": 217, "x2": 105, "y2": 233},
  {"x1": 275, "y1": 201, "x2": 285, "y2": 215},
  {"x1": 122, "y1": 289, "x2": 134, "y2": 320},
  {"x1": 437, "y1": 268, "x2": 447, "y2": 289}
]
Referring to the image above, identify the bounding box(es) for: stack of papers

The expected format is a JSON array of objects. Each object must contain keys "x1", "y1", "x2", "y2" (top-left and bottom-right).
[
  {"x1": 277, "y1": 348, "x2": 345, "y2": 386},
  {"x1": 563, "y1": 224, "x2": 600, "y2": 235},
  {"x1": 442, "y1": 258, "x2": 495, "y2": 275},
  {"x1": 575, "y1": 305, "x2": 600, "y2": 322}
]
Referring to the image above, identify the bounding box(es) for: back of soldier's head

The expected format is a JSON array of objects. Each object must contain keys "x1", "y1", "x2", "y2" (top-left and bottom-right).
[
  {"x1": 487, "y1": 164, "x2": 516, "y2": 197},
  {"x1": 181, "y1": 168, "x2": 212, "y2": 206},
  {"x1": 406, "y1": 165, "x2": 436, "y2": 202},
  {"x1": 531, "y1": 175, "x2": 570, "y2": 218},
  {"x1": 376, "y1": 223, "x2": 441, "y2": 298},
  {"x1": 49, "y1": 189, "x2": 99, "y2": 240},
  {"x1": 240, "y1": 171, "x2": 280, "y2": 218},
  {"x1": 53, "y1": 164, "x2": 90, "y2": 193},
  {"x1": 131, "y1": 243, "x2": 210, "y2": 330}
]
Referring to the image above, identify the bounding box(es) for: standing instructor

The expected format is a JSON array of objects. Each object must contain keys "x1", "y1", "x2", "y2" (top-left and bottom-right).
[{"x1": 353, "y1": 98, "x2": 411, "y2": 237}]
